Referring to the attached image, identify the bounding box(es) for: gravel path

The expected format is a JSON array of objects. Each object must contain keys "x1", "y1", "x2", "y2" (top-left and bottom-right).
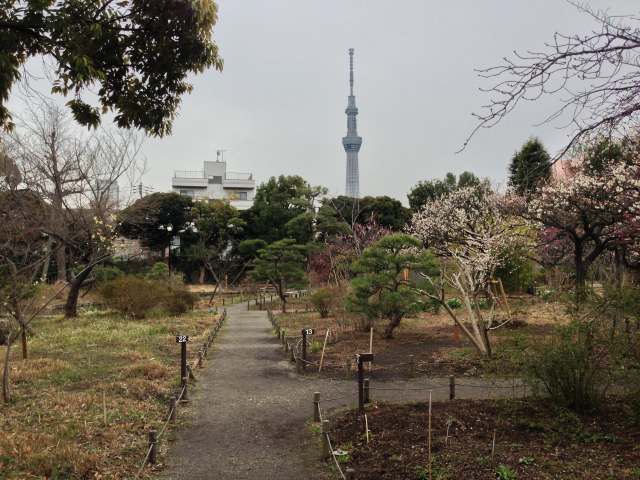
[{"x1": 161, "y1": 305, "x2": 524, "y2": 479}]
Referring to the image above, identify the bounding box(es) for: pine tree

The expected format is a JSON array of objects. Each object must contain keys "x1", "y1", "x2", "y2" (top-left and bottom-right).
[{"x1": 508, "y1": 138, "x2": 552, "y2": 195}]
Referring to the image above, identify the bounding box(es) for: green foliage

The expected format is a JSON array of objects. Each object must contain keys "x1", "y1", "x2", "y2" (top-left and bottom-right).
[
  {"x1": 317, "y1": 195, "x2": 410, "y2": 233},
  {"x1": 118, "y1": 193, "x2": 193, "y2": 252},
  {"x1": 407, "y1": 171, "x2": 487, "y2": 211},
  {"x1": 346, "y1": 233, "x2": 438, "y2": 338},
  {"x1": 242, "y1": 175, "x2": 326, "y2": 243},
  {"x1": 0, "y1": 1, "x2": 223, "y2": 135},
  {"x1": 251, "y1": 239, "x2": 308, "y2": 307},
  {"x1": 100, "y1": 277, "x2": 161, "y2": 319},
  {"x1": 446, "y1": 297, "x2": 462, "y2": 309},
  {"x1": 525, "y1": 322, "x2": 611, "y2": 412},
  {"x1": 310, "y1": 288, "x2": 334, "y2": 318},
  {"x1": 146, "y1": 262, "x2": 170, "y2": 281},
  {"x1": 93, "y1": 265, "x2": 123, "y2": 284},
  {"x1": 494, "y1": 246, "x2": 536, "y2": 293},
  {"x1": 496, "y1": 465, "x2": 517, "y2": 480},
  {"x1": 508, "y1": 138, "x2": 551, "y2": 195}
]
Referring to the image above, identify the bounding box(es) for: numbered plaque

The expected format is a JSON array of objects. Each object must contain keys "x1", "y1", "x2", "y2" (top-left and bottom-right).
[
  {"x1": 175, "y1": 335, "x2": 189, "y2": 343},
  {"x1": 302, "y1": 328, "x2": 314, "y2": 336}
]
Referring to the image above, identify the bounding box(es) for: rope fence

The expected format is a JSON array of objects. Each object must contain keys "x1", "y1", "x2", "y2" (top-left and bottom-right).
[{"x1": 133, "y1": 309, "x2": 227, "y2": 478}]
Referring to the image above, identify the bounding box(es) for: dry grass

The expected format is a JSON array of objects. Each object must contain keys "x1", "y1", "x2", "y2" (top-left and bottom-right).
[{"x1": 0, "y1": 308, "x2": 221, "y2": 479}]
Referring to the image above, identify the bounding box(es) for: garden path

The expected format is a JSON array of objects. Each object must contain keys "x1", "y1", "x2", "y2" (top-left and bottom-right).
[{"x1": 161, "y1": 304, "x2": 520, "y2": 480}]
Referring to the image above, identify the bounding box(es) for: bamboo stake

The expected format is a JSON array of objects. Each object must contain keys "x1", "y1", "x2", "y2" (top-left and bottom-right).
[
  {"x1": 491, "y1": 429, "x2": 496, "y2": 459},
  {"x1": 369, "y1": 327, "x2": 373, "y2": 353},
  {"x1": 364, "y1": 414, "x2": 370, "y2": 443},
  {"x1": 428, "y1": 390, "x2": 432, "y2": 480},
  {"x1": 102, "y1": 390, "x2": 107, "y2": 426},
  {"x1": 318, "y1": 329, "x2": 330, "y2": 373}
]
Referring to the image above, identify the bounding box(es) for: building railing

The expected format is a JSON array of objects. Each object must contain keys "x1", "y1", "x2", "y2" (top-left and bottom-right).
[
  {"x1": 225, "y1": 171, "x2": 253, "y2": 181},
  {"x1": 174, "y1": 170, "x2": 204, "y2": 178}
]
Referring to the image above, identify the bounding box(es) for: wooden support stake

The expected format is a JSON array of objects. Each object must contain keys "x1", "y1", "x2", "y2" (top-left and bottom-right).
[
  {"x1": 197, "y1": 350, "x2": 203, "y2": 368},
  {"x1": 364, "y1": 413, "x2": 370, "y2": 443},
  {"x1": 313, "y1": 392, "x2": 321, "y2": 422},
  {"x1": 148, "y1": 429, "x2": 157, "y2": 465},
  {"x1": 318, "y1": 329, "x2": 330, "y2": 373},
  {"x1": 491, "y1": 429, "x2": 496, "y2": 459},
  {"x1": 369, "y1": 327, "x2": 373, "y2": 353},
  {"x1": 321, "y1": 419, "x2": 330, "y2": 459},
  {"x1": 428, "y1": 390, "x2": 432, "y2": 480},
  {"x1": 102, "y1": 390, "x2": 107, "y2": 426}
]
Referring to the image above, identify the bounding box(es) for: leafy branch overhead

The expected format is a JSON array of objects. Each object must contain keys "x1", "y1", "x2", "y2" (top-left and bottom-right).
[{"x1": 0, "y1": 0, "x2": 223, "y2": 135}]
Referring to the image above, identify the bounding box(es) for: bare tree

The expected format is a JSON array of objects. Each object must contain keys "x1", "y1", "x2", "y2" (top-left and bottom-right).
[
  {"x1": 3, "y1": 98, "x2": 145, "y2": 318},
  {"x1": 465, "y1": 2, "x2": 640, "y2": 157}
]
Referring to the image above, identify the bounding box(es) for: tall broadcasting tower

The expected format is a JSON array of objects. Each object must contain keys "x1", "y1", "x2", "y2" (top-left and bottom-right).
[{"x1": 342, "y1": 48, "x2": 362, "y2": 198}]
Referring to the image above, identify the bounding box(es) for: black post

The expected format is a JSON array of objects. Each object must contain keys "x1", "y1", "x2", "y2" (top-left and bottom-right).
[
  {"x1": 180, "y1": 341, "x2": 187, "y2": 384},
  {"x1": 357, "y1": 355, "x2": 364, "y2": 413},
  {"x1": 364, "y1": 378, "x2": 370, "y2": 404},
  {"x1": 449, "y1": 375, "x2": 455, "y2": 400},
  {"x1": 301, "y1": 328, "x2": 308, "y2": 368}
]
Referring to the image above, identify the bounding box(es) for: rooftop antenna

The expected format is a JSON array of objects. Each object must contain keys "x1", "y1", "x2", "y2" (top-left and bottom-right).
[
  {"x1": 349, "y1": 48, "x2": 355, "y2": 96},
  {"x1": 216, "y1": 149, "x2": 227, "y2": 162}
]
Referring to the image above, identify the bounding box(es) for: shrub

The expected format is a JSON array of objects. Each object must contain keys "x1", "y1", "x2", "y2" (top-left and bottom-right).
[
  {"x1": 525, "y1": 322, "x2": 611, "y2": 412},
  {"x1": 446, "y1": 297, "x2": 462, "y2": 309},
  {"x1": 496, "y1": 465, "x2": 517, "y2": 480},
  {"x1": 100, "y1": 276, "x2": 161, "y2": 319},
  {"x1": 146, "y1": 262, "x2": 170, "y2": 281},
  {"x1": 311, "y1": 288, "x2": 333, "y2": 318},
  {"x1": 162, "y1": 286, "x2": 197, "y2": 316},
  {"x1": 93, "y1": 265, "x2": 123, "y2": 283}
]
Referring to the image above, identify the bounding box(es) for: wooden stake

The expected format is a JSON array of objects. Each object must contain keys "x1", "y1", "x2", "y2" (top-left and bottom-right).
[
  {"x1": 497, "y1": 278, "x2": 512, "y2": 320},
  {"x1": 428, "y1": 390, "x2": 432, "y2": 480},
  {"x1": 369, "y1": 327, "x2": 373, "y2": 353},
  {"x1": 491, "y1": 429, "x2": 496, "y2": 459},
  {"x1": 102, "y1": 390, "x2": 107, "y2": 426},
  {"x1": 318, "y1": 329, "x2": 330, "y2": 373},
  {"x1": 364, "y1": 413, "x2": 370, "y2": 443}
]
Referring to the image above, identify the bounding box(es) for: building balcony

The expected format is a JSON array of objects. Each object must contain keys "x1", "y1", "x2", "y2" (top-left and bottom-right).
[{"x1": 172, "y1": 176, "x2": 208, "y2": 188}]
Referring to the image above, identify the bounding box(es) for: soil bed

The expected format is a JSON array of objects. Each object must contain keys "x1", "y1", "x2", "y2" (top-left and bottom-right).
[{"x1": 328, "y1": 398, "x2": 640, "y2": 479}]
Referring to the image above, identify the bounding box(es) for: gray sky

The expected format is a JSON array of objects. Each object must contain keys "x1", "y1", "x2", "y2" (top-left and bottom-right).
[{"x1": 9, "y1": 0, "x2": 640, "y2": 204}]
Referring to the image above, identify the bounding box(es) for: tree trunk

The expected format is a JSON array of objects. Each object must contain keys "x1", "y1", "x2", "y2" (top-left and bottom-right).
[
  {"x1": 64, "y1": 266, "x2": 94, "y2": 318},
  {"x1": 21, "y1": 327, "x2": 27, "y2": 360},
  {"x1": 574, "y1": 242, "x2": 586, "y2": 303},
  {"x1": 383, "y1": 314, "x2": 402, "y2": 339},
  {"x1": 41, "y1": 237, "x2": 53, "y2": 282},
  {"x1": 199, "y1": 266, "x2": 206, "y2": 284},
  {"x1": 281, "y1": 295, "x2": 287, "y2": 313},
  {"x1": 2, "y1": 336, "x2": 12, "y2": 403},
  {"x1": 56, "y1": 243, "x2": 67, "y2": 282}
]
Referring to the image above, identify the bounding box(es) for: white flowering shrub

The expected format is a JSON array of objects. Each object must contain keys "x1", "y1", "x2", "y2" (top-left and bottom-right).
[{"x1": 410, "y1": 186, "x2": 520, "y2": 356}]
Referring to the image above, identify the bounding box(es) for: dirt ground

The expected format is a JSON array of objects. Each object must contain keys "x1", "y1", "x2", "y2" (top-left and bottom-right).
[
  {"x1": 273, "y1": 296, "x2": 569, "y2": 379},
  {"x1": 328, "y1": 398, "x2": 640, "y2": 480}
]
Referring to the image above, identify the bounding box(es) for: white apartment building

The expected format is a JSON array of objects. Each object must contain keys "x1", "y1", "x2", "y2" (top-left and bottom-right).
[{"x1": 171, "y1": 158, "x2": 255, "y2": 210}]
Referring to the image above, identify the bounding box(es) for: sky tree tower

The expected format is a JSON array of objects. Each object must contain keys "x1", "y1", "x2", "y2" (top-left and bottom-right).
[{"x1": 342, "y1": 48, "x2": 362, "y2": 198}]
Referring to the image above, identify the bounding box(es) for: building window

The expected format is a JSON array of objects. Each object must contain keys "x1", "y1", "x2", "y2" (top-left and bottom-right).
[
  {"x1": 208, "y1": 176, "x2": 222, "y2": 184},
  {"x1": 238, "y1": 191, "x2": 248, "y2": 201},
  {"x1": 179, "y1": 190, "x2": 194, "y2": 197}
]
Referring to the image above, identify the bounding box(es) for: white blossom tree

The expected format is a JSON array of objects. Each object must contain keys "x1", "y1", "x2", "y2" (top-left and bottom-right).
[{"x1": 410, "y1": 186, "x2": 519, "y2": 356}]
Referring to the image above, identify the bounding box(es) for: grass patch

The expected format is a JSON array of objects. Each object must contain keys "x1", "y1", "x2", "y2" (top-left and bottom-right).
[{"x1": 0, "y1": 308, "x2": 221, "y2": 479}]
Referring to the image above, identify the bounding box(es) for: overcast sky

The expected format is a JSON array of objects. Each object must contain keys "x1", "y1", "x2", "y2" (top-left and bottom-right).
[{"x1": 8, "y1": 0, "x2": 640, "y2": 204}]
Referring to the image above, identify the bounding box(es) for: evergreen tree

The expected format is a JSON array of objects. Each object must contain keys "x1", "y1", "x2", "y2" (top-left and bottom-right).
[{"x1": 508, "y1": 138, "x2": 552, "y2": 195}]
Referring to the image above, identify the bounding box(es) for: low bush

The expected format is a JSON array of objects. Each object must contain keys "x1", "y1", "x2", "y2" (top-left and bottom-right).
[
  {"x1": 311, "y1": 288, "x2": 334, "y2": 318},
  {"x1": 146, "y1": 262, "x2": 170, "y2": 281},
  {"x1": 93, "y1": 265, "x2": 123, "y2": 284},
  {"x1": 163, "y1": 286, "x2": 197, "y2": 316},
  {"x1": 99, "y1": 276, "x2": 161, "y2": 319},
  {"x1": 525, "y1": 322, "x2": 611, "y2": 412},
  {"x1": 446, "y1": 297, "x2": 462, "y2": 309}
]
